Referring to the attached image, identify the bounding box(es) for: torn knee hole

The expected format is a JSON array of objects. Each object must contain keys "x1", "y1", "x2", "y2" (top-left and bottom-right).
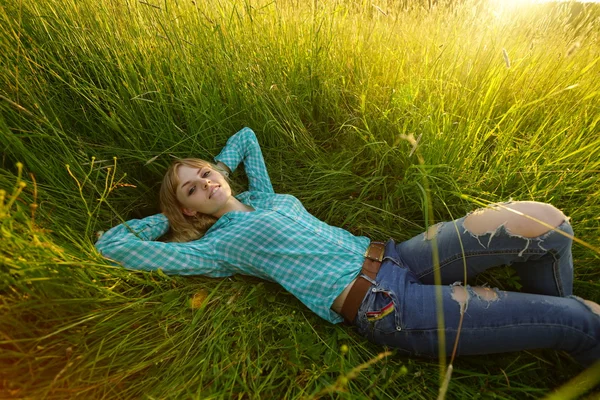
[
  {"x1": 472, "y1": 286, "x2": 498, "y2": 301},
  {"x1": 451, "y1": 285, "x2": 498, "y2": 314},
  {"x1": 464, "y1": 202, "x2": 568, "y2": 238},
  {"x1": 451, "y1": 285, "x2": 469, "y2": 305},
  {"x1": 424, "y1": 222, "x2": 443, "y2": 240}
]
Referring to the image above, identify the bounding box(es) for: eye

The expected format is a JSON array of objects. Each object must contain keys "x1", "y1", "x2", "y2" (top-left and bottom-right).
[
  {"x1": 202, "y1": 170, "x2": 210, "y2": 178},
  {"x1": 188, "y1": 186, "x2": 196, "y2": 196}
]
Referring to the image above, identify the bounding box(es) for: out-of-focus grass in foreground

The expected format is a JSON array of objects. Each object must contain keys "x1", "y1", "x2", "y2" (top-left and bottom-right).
[{"x1": 1, "y1": 0, "x2": 599, "y2": 398}]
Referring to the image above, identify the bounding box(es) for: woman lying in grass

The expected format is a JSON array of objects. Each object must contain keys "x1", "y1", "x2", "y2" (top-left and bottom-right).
[{"x1": 95, "y1": 127, "x2": 600, "y2": 366}]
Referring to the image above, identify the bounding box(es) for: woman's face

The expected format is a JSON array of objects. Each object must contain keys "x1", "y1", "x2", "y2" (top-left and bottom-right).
[{"x1": 175, "y1": 164, "x2": 233, "y2": 218}]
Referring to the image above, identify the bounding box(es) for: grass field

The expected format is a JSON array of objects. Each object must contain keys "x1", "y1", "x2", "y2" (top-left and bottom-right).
[{"x1": 1, "y1": 0, "x2": 600, "y2": 398}]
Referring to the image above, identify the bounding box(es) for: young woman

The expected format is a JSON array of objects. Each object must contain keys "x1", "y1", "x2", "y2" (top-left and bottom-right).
[{"x1": 95, "y1": 127, "x2": 600, "y2": 367}]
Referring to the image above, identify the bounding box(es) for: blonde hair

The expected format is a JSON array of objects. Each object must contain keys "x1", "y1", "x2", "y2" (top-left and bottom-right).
[{"x1": 159, "y1": 158, "x2": 231, "y2": 243}]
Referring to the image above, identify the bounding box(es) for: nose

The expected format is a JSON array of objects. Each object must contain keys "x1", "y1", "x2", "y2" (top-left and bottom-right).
[{"x1": 199, "y1": 177, "x2": 211, "y2": 190}]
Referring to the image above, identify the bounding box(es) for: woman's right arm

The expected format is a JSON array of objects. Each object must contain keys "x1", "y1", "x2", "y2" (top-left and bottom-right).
[{"x1": 95, "y1": 214, "x2": 223, "y2": 276}]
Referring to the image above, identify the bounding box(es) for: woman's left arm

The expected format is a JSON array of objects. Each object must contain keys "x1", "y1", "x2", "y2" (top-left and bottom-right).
[{"x1": 214, "y1": 127, "x2": 275, "y2": 194}]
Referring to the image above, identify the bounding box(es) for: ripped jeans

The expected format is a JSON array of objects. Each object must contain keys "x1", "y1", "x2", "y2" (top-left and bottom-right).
[{"x1": 354, "y1": 210, "x2": 600, "y2": 367}]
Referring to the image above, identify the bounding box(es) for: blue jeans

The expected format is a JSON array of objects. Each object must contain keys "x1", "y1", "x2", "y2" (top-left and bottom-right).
[{"x1": 354, "y1": 214, "x2": 600, "y2": 366}]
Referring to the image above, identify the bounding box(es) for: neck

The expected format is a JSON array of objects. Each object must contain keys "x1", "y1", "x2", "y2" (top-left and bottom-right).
[{"x1": 213, "y1": 197, "x2": 254, "y2": 218}]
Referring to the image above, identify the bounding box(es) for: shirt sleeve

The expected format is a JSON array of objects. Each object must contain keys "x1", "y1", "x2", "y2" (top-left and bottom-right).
[
  {"x1": 214, "y1": 127, "x2": 275, "y2": 194},
  {"x1": 94, "y1": 213, "x2": 225, "y2": 276}
]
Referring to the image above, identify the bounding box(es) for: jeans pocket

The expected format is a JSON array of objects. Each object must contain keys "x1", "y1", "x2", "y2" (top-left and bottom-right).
[{"x1": 358, "y1": 288, "x2": 401, "y2": 335}]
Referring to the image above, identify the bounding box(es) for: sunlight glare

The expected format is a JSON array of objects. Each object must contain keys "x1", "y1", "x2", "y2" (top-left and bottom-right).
[
  {"x1": 491, "y1": 0, "x2": 600, "y2": 19},
  {"x1": 501, "y1": 0, "x2": 600, "y2": 3}
]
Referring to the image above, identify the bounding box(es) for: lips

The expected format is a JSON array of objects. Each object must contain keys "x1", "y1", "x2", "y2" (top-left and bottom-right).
[{"x1": 209, "y1": 185, "x2": 220, "y2": 199}]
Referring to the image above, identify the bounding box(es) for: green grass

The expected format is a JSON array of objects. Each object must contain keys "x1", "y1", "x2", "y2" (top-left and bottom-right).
[{"x1": 1, "y1": 0, "x2": 600, "y2": 398}]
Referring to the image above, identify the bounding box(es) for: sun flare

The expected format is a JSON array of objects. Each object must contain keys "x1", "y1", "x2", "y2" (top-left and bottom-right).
[
  {"x1": 508, "y1": 0, "x2": 600, "y2": 3},
  {"x1": 491, "y1": 0, "x2": 600, "y2": 17},
  {"x1": 497, "y1": 0, "x2": 600, "y2": 5}
]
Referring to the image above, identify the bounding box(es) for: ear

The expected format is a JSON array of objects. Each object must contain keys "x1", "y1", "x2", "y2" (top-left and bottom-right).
[{"x1": 182, "y1": 207, "x2": 197, "y2": 217}]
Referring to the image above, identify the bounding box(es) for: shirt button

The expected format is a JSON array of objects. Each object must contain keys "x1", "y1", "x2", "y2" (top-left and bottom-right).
[{"x1": 337, "y1": 240, "x2": 342, "y2": 245}]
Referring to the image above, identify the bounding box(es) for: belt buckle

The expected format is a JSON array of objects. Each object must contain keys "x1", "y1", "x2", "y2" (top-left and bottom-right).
[{"x1": 364, "y1": 241, "x2": 385, "y2": 262}]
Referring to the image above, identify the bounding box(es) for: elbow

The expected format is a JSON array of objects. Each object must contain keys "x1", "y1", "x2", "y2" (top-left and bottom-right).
[
  {"x1": 95, "y1": 240, "x2": 126, "y2": 267},
  {"x1": 95, "y1": 246, "x2": 118, "y2": 266}
]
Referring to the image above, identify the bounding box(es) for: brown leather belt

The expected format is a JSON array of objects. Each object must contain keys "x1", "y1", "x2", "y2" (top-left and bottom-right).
[{"x1": 340, "y1": 242, "x2": 386, "y2": 324}]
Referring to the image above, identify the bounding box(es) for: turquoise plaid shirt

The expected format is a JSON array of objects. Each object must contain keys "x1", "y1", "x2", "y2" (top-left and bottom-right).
[{"x1": 95, "y1": 127, "x2": 371, "y2": 323}]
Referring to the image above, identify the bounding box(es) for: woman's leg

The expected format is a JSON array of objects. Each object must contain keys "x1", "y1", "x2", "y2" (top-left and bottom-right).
[
  {"x1": 395, "y1": 201, "x2": 573, "y2": 296},
  {"x1": 355, "y1": 200, "x2": 599, "y2": 365},
  {"x1": 354, "y1": 263, "x2": 600, "y2": 366}
]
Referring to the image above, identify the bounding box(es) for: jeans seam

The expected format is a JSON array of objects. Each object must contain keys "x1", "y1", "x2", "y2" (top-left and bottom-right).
[
  {"x1": 390, "y1": 324, "x2": 597, "y2": 341},
  {"x1": 416, "y1": 249, "x2": 547, "y2": 279},
  {"x1": 548, "y1": 249, "x2": 563, "y2": 297}
]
